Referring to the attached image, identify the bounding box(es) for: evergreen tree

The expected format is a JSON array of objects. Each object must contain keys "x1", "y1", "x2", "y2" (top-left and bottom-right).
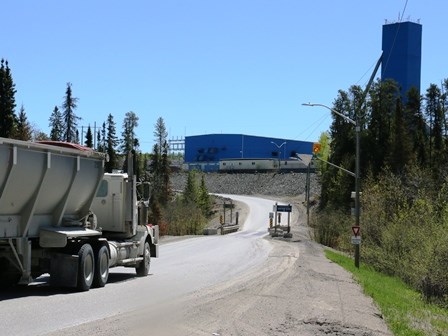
[
  {"x1": 105, "y1": 114, "x2": 118, "y2": 173},
  {"x1": 61, "y1": 82, "x2": 80, "y2": 142},
  {"x1": 49, "y1": 106, "x2": 64, "y2": 141},
  {"x1": 120, "y1": 111, "x2": 139, "y2": 154},
  {"x1": 365, "y1": 80, "x2": 398, "y2": 175},
  {"x1": 15, "y1": 105, "x2": 32, "y2": 141},
  {"x1": 183, "y1": 170, "x2": 198, "y2": 204},
  {"x1": 197, "y1": 174, "x2": 211, "y2": 216},
  {"x1": 0, "y1": 59, "x2": 17, "y2": 138},
  {"x1": 149, "y1": 117, "x2": 171, "y2": 206},
  {"x1": 405, "y1": 87, "x2": 427, "y2": 166},
  {"x1": 120, "y1": 111, "x2": 140, "y2": 174},
  {"x1": 320, "y1": 87, "x2": 360, "y2": 209},
  {"x1": 85, "y1": 125, "x2": 93, "y2": 148},
  {"x1": 425, "y1": 84, "x2": 445, "y2": 168},
  {"x1": 388, "y1": 97, "x2": 414, "y2": 173},
  {"x1": 96, "y1": 127, "x2": 101, "y2": 151},
  {"x1": 97, "y1": 122, "x2": 106, "y2": 152}
]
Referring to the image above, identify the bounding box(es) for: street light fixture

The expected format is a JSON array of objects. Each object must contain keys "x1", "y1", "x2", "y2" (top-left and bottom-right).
[
  {"x1": 270, "y1": 141, "x2": 287, "y2": 168},
  {"x1": 302, "y1": 102, "x2": 361, "y2": 268}
]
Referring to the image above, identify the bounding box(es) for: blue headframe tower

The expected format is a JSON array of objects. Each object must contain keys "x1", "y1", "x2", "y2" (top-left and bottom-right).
[{"x1": 381, "y1": 21, "x2": 422, "y2": 97}]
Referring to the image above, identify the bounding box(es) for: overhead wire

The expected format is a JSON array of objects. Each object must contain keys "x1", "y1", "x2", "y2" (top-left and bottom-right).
[
  {"x1": 355, "y1": 0, "x2": 409, "y2": 88},
  {"x1": 294, "y1": 112, "x2": 330, "y2": 141},
  {"x1": 382, "y1": 0, "x2": 409, "y2": 76},
  {"x1": 298, "y1": 0, "x2": 410, "y2": 141}
]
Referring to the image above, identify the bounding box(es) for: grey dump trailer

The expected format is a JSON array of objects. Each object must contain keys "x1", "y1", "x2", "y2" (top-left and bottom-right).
[{"x1": 0, "y1": 137, "x2": 159, "y2": 291}]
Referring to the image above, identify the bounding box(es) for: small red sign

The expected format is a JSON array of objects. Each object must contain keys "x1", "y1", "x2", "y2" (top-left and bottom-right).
[{"x1": 352, "y1": 226, "x2": 360, "y2": 237}]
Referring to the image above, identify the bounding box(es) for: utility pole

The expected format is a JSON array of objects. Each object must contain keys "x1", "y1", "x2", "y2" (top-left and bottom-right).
[{"x1": 303, "y1": 103, "x2": 360, "y2": 268}]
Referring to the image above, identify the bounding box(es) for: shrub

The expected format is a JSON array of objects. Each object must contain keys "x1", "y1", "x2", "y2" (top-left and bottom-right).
[
  {"x1": 162, "y1": 197, "x2": 207, "y2": 236},
  {"x1": 315, "y1": 165, "x2": 448, "y2": 304}
]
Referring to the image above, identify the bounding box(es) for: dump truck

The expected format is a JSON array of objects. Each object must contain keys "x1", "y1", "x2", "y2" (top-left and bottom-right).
[{"x1": 0, "y1": 137, "x2": 159, "y2": 291}]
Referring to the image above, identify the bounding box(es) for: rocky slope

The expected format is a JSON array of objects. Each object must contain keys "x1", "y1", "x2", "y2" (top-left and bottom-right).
[{"x1": 170, "y1": 171, "x2": 320, "y2": 197}]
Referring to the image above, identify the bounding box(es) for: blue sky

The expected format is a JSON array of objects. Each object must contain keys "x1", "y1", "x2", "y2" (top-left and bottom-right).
[{"x1": 2, "y1": 1, "x2": 447, "y2": 153}]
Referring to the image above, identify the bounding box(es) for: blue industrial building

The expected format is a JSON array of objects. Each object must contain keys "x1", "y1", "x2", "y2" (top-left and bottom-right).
[
  {"x1": 381, "y1": 21, "x2": 422, "y2": 96},
  {"x1": 184, "y1": 134, "x2": 314, "y2": 171}
]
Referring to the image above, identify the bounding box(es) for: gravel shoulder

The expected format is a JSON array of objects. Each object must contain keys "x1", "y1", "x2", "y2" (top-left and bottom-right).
[{"x1": 49, "y1": 196, "x2": 391, "y2": 336}]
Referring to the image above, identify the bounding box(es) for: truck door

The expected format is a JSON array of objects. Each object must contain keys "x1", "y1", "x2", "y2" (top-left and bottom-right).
[{"x1": 91, "y1": 175, "x2": 124, "y2": 232}]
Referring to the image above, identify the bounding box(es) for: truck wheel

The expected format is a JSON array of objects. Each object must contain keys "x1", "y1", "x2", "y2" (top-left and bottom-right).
[
  {"x1": 136, "y1": 242, "x2": 151, "y2": 277},
  {"x1": 77, "y1": 243, "x2": 95, "y2": 291},
  {"x1": 93, "y1": 245, "x2": 109, "y2": 288}
]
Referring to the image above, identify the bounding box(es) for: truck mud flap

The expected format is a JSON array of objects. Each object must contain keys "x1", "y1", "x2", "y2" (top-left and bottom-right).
[
  {"x1": 150, "y1": 243, "x2": 159, "y2": 258},
  {"x1": 50, "y1": 253, "x2": 78, "y2": 288}
]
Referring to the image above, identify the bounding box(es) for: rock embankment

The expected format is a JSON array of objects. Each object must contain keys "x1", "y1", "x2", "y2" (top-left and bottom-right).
[{"x1": 170, "y1": 172, "x2": 320, "y2": 197}]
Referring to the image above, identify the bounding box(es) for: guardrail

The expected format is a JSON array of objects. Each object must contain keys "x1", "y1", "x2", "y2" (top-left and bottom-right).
[{"x1": 220, "y1": 224, "x2": 239, "y2": 235}]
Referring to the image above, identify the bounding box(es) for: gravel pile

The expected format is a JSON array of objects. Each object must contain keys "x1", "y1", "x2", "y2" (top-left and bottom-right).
[{"x1": 170, "y1": 172, "x2": 320, "y2": 197}]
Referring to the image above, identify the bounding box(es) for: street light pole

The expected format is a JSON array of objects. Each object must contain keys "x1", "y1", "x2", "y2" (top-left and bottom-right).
[
  {"x1": 270, "y1": 141, "x2": 287, "y2": 170},
  {"x1": 354, "y1": 112, "x2": 360, "y2": 268},
  {"x1": 302, "y1": 103, "x2": 361, "y2": 268}
]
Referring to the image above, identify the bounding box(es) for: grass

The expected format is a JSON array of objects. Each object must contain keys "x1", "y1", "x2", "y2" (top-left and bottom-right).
[{"x1": 325, "y1": 249, "x2": 448, "y2": 336}]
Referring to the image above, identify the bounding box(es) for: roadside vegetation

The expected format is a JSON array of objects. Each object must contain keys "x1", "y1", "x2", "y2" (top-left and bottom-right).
[
  {"x1": 325, "y1": 249, "x2": 448, "y2": 336},
  {"x1": 158, "y1": 170, "x2": 213, "y2": 236},
  {"x1": 312, "y1": 79, "x2": 448, "y2": 311}
]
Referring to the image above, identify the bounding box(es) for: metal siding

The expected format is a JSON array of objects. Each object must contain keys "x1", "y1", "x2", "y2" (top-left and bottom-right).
[
  {"x1": 381, "y1": 21, "x2": 422, "y2": 95},
  {"x1": 185, "y1": 134, "x2": 314, "y2": 164}
]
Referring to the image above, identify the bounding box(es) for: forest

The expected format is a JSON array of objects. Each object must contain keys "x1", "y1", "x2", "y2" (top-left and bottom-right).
[{"x1": 314, "y1": 77, "x2": 448, "y2": 306}]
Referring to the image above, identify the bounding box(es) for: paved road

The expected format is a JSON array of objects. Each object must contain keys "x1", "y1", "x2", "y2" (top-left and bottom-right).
[
  {"x1": 1, "y1": 195, "x2": 391, "y2": 335},
  {"x1": 0, "y1": 195, "x2": 274, "y2": 336}
]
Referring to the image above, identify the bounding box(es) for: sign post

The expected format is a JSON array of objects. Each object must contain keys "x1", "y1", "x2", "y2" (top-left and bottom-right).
[{"x1": 272, "y1": 203, "x2": 293, "y2": 238}]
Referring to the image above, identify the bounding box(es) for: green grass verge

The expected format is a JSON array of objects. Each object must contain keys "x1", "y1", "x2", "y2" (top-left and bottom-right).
[{"x1": 325, "y1": 249, "x2": 448, "y2": 336}]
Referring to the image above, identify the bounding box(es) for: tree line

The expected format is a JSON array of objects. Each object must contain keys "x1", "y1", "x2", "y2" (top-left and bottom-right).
[
  {"x1": 0, "y1": 58, "x2": 212, "y2": 236},
  {"x1": 314, "y1": 78, "x2": 448, "y2": 304}
]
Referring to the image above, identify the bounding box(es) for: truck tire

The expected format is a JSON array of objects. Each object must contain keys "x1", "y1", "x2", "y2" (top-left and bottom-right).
[
  {"x1": 93, "y1": 245, "x2": 109, "y2": 288},
  {"x1": 135, "y1": 241, "x2": 151, "y2": 277},
  {"x1": 77, "y1": 243, "x2": 95, "y2": 291}
]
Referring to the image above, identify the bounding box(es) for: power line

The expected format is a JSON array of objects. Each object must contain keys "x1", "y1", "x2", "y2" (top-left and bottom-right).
[{"x1": 382, "y1": 0, "x2": 409, "y2": 76}]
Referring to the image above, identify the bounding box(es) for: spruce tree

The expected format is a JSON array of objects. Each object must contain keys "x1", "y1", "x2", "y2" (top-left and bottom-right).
[
  {"x1": 183, "y1": 170, "x2": 198, "y2": 204},
  {"x1": 425, "y1": 84, "x2": 444, "y2": 168},
  {"x1": 16, "y1": 105, "x2": 32, "y2": 141},
  {"x1": 150, "y1": 117, "x2": 171, "y2": 206},
  {"x1": 120, "y1": 111, "x2": 139, "y2": 154},
  {"x1": 96, "y1": 128, "x2": 102, "y2": 151},
  {"x1": 406, "y1": 87, "x2": 427, "y2": 166},
  {"x1": 320, "y1": 87, "x2": 358, "y2": 209},
  {"x1": 49, "y1": 106, "x2": 64, "y2": 141},
  {"x1": 61, "y1": 82, "x2": 80, "y2": 142},
  {"x1": 388, "y1": 97, "x2": 414, "y2": 173},
  {"x1": 120, "y1": 111, "x2": 140, "y2": 173},
  {"x1": 97, "y1": 122, "x2": 106, "y2": 152},
  {"x1": 197, "y1": 174, "x2": 211, "y2": 216},
  {"x1": 0, "y1": 59, "x2": 17, "y2": 138},
  {"x1": 85, "y1": 125, "x2": 93, "y2": 148},
  {"x1": 105, "y1": 114, "x2": 118, "y2": 173},
  {"x1": 366, "y1": 80, "x2": 398, "y2": 175}
]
